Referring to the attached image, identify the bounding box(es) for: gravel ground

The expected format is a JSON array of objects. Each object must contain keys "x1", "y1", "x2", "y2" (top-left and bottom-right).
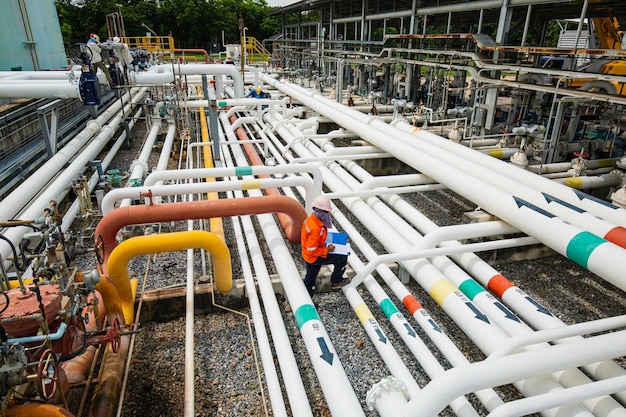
[{"x1": 63, "y1": 95, "x2": 626, "y2": 417}]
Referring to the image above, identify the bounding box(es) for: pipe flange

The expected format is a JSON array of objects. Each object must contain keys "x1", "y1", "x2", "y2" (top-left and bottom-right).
[
  {"x1": 616, "y1": 156, "x2": 626, "y2": 170},
  {"x1": 365, "y1": 376, "x2": 409, "y2": 411}
]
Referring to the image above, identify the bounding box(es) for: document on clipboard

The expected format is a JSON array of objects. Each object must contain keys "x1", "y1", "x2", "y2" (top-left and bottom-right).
[{"x1": 326, "y1": 231, "x2": 350, "y2": 255}]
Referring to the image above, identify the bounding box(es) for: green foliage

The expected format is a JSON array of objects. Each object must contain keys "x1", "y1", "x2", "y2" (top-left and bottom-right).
[{"x1": 54, "y1": 0, "x2": 281, "y2": 52}]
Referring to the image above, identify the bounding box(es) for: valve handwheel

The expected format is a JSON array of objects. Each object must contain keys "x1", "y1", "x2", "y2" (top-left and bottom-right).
[
  {"x1": 108, "y1": 317, "x2": 121, "y2": 353},
  {"x1": 36, "y1": 349, "x2": 58, "y2": 400},
  {"x1": 573, "y1": 151, "x2": 589, "y2": 159}
]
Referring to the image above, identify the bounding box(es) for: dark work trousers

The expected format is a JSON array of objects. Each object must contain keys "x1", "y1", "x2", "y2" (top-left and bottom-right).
[{"x1": 303, "y1": 253, "x2": 348, "y2": 296}]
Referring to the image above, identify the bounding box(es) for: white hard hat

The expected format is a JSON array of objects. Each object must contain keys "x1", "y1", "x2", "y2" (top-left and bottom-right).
[
  {"x1": 312, "y1": 195, "x2": 331, "y2": 211},
  {"x1": 113, "y1": 36, "x2": 120, "y2": 43}
]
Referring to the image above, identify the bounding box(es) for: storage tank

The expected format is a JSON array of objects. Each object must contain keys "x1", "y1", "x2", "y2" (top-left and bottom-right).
[{"x1": 0, "y1": 0, "x2": 67, "y2": 71}]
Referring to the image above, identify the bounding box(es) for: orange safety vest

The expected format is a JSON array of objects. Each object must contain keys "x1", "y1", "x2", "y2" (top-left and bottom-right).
[{"x1": 301, "y1": 213, "x2": 328, "y2": 263}]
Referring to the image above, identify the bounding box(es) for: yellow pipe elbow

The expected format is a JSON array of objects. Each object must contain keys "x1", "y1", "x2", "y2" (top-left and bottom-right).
[{"x1": 107, "y1": 231, "x2": 232, "y2": 324}]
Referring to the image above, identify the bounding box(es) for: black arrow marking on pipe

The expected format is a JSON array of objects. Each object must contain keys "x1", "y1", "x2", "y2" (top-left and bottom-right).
[
  {"x1": 525, "y1": 296, "x2": 553, "y2": 316},
  {"x1": 465, "y1": 302, "x2": 490, "y2": 323},
  {"x1": 573, "y1": 189, "x2": 620, "y2": 209},
  {"x1": 542, "y1": 193, "x2": 584, "y2": 213},
  {"x1": 403, "y1": 323, "x2": 416, "y2": 338},
  {"x1": 317, "y1": 337, "x2": 334, "y2": 365},
  {"x1": 428, "y1": 319, "x2": 442, "y2": 333},
  {"x1": 514, "y1": 196, "x2": 555, "y2": 218},
  {"x1": 494, "y1": 301, "x2": 520, "y2": 322},
  {"x1": 375, "y1": 329, "x2": 387, "y2": 344}
]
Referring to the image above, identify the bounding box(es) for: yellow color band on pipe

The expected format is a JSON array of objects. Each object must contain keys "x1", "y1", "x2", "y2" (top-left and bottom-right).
[
  {"x1": 241, "y1": 179, "x2": 262, "y2": 190},
  {"x1": 429, "y1": 279, "x2": 457, "y2": 306},
  {"x1": 354, "y1": 303, "x2": 374, "y2": 325},
  {"x1": 488, "y1": 148, "x2": 504, "y2": 159},
  {"x1": 563, "y1": 177, "x2": 584, "y2": 189}
]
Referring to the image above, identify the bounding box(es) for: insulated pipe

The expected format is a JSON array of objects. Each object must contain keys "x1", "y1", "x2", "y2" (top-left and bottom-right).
[
  {"x1": 221, "y1": 143, "x2": 313, "y2": 417},
  {"x1": 266, "y1": 112, "x2": 595, "y2": 416},
  {"x1": 230, "y1": 215, "x2": 291, "y2": 417},
  {"x1": 221, "y1": 111, "x2": 308, "y2": 235},
  {"x1": 325, "y1": 143, "x2": 626, "y2": 414},
  {"x1": 106, "y1": 231, "x2": 232, "y2": 325},
  {"x1": 220, "y1": 121, "x2": 365, "y2": 416},
  {"x1": 391, "y1": 118, "x2": 626, "y2": 227},
  {"x1": 392, "y1": 121, "x2": 626, "y2": 249},
  {"x1": 101, "y1": 177, "x2": 314, "y2": 216},
  {"x1": 119, "y1": 118, "x2": 164, "y2": 208},
  {"x1": 331, "y1": 206, "x2": 505, "y2": 412},
  {"x1": 401, "y1": 330, "x2": 626, "y2": 417},
  {"x1": 138, "y1": 64, "x2": 245, "y2": 97},
  {"x1": 0, "y1": 88, "x2": 146, "y2": 266},
  {"x1": 144, "y1": 164, "x2": 323, "y2": 212},
  {"x1": 263, "y1": 76, "x2": 626, "y2": 292},
  {"x1": 94, "y1": 196, "x2": 306, "y2": 274},
  {"x1": 60, "y1": 105, "x2": 144, "y2": 233},
  {"x1": 0, "y1": 80, "x2": 79, "y2": 99},
  {"x1": 556, "y1": 173, "x2": 623, "y2": 190}
]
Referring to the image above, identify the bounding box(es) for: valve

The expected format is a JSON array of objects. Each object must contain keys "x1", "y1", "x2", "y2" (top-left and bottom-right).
[{"x1": 36, "y1": 349, "x2": 58, "y2": 400}]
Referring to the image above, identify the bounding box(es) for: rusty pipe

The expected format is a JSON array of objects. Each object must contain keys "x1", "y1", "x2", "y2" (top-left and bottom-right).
[{"x1": 174, "y1": 48, "x2": 209, "y2": 63}]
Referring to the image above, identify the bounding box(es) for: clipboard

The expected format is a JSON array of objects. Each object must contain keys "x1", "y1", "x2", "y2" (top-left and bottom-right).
[{"x1": 326, "y1": 231, "x2": 350, "y2": 255}]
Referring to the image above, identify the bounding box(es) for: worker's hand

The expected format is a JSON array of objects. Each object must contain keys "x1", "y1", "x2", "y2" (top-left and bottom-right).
[{"x1": 327, "y1": 244, "x2": 335, "y2": 252}]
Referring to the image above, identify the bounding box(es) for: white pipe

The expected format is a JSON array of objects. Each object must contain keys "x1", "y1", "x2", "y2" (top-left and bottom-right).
[
  {"x1": 218, "y1": 124, "x2": 361, "y2": 416},
  {"x1": 230, "y1": 213, "x2": 289, "y2": 417},
  {"x1": 555, "y1": 172, "x2": 623, "y2": 189},
  {"x1": 486, "y1": 375, "x2": 626, "y2": 417},
  {"x1": 262, "y1": 75, "x2": 626, "y2": 293},
  {"x1": 139, "y1": 64, "x2": 245, "y2": 97},
  {"x1": 391, "y1": 121, "x2": 626, "y2": 246},
  {"x1": 330, "y1": 207, "x2": 505, "y2": 412},
  {"x1": 392, "y1": 118, "x2": 626, "y2": 226},
  {"x1": 401, "y1": 330, "x2": 626, "y2": 417},
  {"x1": 265, "y1": 110, "x2": 596, "y2": 416},
  {"x1": 184, "y1": 222, "x2": 195, "y2": 417},
  {"x1": 60, "y1": 105, "x2": 144, "y2": 232},
  {"x1": 0, "y1": 88, "x2": 144, "y2": 263},
  {"x1": 117, "y1": 117, "x2": 163, "y2": 208},
  {"x1": 101, "y1": 176, "x2": 314, "y2": 215},
  {"x1": 144, "y1": 164, "x2": 322, "y2": 212},
  {"x1": 358, "y1": 174, "x2": 437, "y2": 189},
  {"x1": 0, "y1": 80, "x2": 79, "y2": 99}
]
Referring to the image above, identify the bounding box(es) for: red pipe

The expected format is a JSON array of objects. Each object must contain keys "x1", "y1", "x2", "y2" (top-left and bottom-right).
[{"x1": 95, "y1": 195, "x2": 305, "y2": 274}]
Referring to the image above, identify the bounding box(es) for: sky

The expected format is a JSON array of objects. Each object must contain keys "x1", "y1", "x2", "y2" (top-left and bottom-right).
[{"x1": 266, "y1": 0, "x2": 299, "y2": 7}]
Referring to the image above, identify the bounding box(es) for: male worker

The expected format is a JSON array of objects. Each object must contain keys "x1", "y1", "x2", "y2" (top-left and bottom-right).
[
  {"x1": 86, "y1": 33, "x2": 115, "y2": 87},
  {"x1": 301, "y1": 195, "x2": 349, "y2": 296}
]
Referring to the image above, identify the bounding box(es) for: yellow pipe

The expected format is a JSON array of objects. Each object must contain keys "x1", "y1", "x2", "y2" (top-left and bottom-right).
[
  {"x1": 198, "y1": 86, "x2": 226, "y2": 242},
  {"x1": 105, "y1": 231, "x2": 232, "y2": 324}
]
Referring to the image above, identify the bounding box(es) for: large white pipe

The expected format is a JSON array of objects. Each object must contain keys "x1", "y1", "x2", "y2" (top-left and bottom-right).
[
  {"x1": 401, "y1": 330, "x2": 626, "y2": 417},
  {"x1": 218, "y1": 123, "x2": 363, "y2": 416},
  {"x1": 266, "y1": 111, "x2": 596, "y2": 416},
  {"x1": 0, "y1": 89, "x2": 145, "y2": 263},
  {"x1": 262, "y1": 75, "x2": 626, "y2": 293},
  {"x1": 101, "y1": 176, "x2": 314, "y2": 215},
  {"x1": 0, "y1": 80, "x2": 79, "y2": 99},
  {"x1": 392, "y1": 119, "x2": 626, "y2": 226},
  {"x1": 137, "y1": 64, "x2": 245, "y2": 97},
  {"x1": 324, "y1": 138, "x2": 626, "y2": 413}
]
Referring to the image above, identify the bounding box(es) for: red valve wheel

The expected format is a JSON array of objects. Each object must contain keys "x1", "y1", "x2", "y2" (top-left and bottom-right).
[
  {"x1": 108, "y1": 317, "x2": 121, "y2": 353},
  {"x1": 573, "y1": 151, "x2": 589, "y2": 159},
  {"x1": 36, "y1": 349, "x2": 58, "y2": 400}
]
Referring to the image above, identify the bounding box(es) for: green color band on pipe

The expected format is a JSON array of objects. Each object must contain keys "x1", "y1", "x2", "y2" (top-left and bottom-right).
[
  {"x1": 458, "y1": 279, "x2": 484, "y2": 301},
  {"x1": 295, "y1": 304, "x2": 321, "y2": 329},
  {"x1": 566, "y1": 231, "x2": 605, "y2": 269},
  {"x1": 217, "y1": 100, "x2": 227, "y2": 107},
  {"x1": 380, "y1": 298, "x2": 399, "y2": 319},
  {"x1": 235, "y1": 166, "x2": 253, "y2": 176}
]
